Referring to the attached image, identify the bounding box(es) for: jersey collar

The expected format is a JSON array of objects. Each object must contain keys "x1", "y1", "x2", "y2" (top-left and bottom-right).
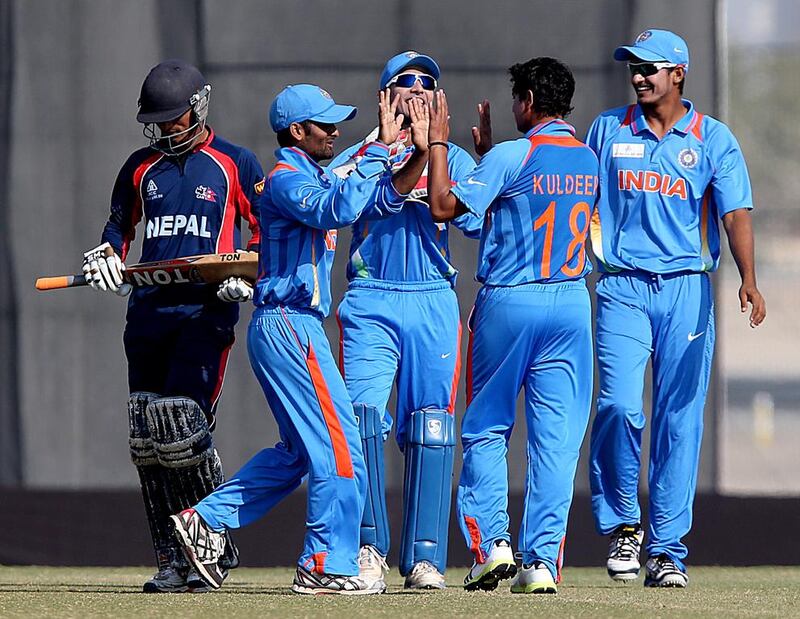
[
  {"x1": 524, "y1": 118, "x2": 576, "y2": 139},
  {"x1": 277, "y1": 146, "x2": 326, "y2": 175},
  {"x1": 630, "y1": 99, "x2": 698, "y2": 137}
]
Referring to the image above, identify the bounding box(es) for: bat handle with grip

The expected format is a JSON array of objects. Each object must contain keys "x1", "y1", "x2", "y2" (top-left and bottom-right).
[{"x1": 35, "y1": 274, "x2": 88, "y2": 290}]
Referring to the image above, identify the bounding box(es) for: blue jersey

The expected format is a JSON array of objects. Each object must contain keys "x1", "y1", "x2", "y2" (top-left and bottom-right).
[
  {"x1": 586, "y1": 101, "x2": 753, "y2": 274},
  {"x1": 254, "y1": 143, "x2": 405, "y2": 317},
  {"x1": 102, "y1": 128, "x2": 263, "y2": 307},
  {"x1": 451, "y1": 120, "x2": 598, "y2": 286},
  {"x1": 330, "y1": 133, "x2": 481, "y2": 284}
]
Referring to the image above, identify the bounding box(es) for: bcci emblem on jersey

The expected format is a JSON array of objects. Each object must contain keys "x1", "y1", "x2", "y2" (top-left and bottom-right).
[{"x1": 678, "y1": 148, "x2": 699, "y2": 169}]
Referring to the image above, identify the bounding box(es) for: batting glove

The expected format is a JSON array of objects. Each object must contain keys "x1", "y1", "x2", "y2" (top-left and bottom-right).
[
  {"x1": 82, "y1": 242, "x2": 131, "y2": 296},
  {"x1": 217, "y1": 277, "x2": 253, "y2": 303}
]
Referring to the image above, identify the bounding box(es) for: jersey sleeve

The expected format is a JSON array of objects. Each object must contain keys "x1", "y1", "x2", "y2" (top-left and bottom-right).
[
  {"x1": 236, "y1": 148, "x2": 265, "y2": 251},
  {"x1": 447, "y1": 144, "x2": 483, "y2": 238},
  {"x1": 707, "y1": 122, "x2": 754, "y2": 217},
  {"x1": 450, "y1": 140, "x2": 529, "y2": 218},
  {"x1": 270, "y1": 143, "x2": 395, "y2": 229},
  {"x1": 102, "y1": 152, "x2": 147, "y2": 261}
]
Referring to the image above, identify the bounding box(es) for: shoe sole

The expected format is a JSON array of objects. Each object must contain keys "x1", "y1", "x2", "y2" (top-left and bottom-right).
[
  {"x1": 291, "y1": 584, "x2": 383, "y2": 595},
  {"x1": 644, "y1": 576, "x2": 688, "y2": 588},
  {"x1": 608, "y1": 568, "x2": 640, "y2": 582},
  {"x1": 464, "y1": 562, "x2": 517, "y2": 591},
  {"x1": 511, "y1": 583, "x2": 557, "y2": 594},
  {"x1": 170, "y1": 515, "x2": 224, "y2": 590},
  {"x1": 404, "y1": 581, "x2": 446, "y2": 590},
  {"x1": 142, "y1": 583, "x2": 189, "y2": 593}
]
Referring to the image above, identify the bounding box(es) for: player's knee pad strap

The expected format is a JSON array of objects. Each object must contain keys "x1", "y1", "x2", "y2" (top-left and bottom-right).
[
  {"x1": 399, "y1": 409, "x2": 455, "y2": 576},
  {"x1": 128, "y1": 392, "x2": 160, "y2": 466},
  {"x1": 355, "y1": 403, "x2": 389, "y2": 555}
]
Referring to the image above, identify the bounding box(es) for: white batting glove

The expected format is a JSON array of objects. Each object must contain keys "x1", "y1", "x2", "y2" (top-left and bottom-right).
[
  {"x1": 217, "y1": 277, "x2": 253, "y2": 303},
  {"x1": 81, "y1": 242, "x2": 131, "y2": 296}
]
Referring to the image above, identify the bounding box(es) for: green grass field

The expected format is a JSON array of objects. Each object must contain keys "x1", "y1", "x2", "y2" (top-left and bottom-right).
[{"x1": 1, "y1": 566, "x2": 799, "y2": 618}]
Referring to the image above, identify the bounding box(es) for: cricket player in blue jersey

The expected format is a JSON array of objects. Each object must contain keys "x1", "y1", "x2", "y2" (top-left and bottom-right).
[
  {"x1": 427, "y1": 57, "x2": 599, "y2": 594},
  {"x1": 586, "y1": 29, "x2": 766, "y2": 588},
  {"x1": 172, "y1": 84, "x2": 432, "y2": 595},
  {"x1": 82, "y1": 60, "x2": 261, "y2": 592},
  {"x1": 328, "y1": 51, "x2": 481, "y2": 591}
]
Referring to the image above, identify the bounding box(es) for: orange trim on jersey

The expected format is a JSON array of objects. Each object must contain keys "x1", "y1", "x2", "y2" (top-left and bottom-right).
[
  {"x1": 699, "y1": 187, "x2": 712, "y2": 270},
  {"x1": 522, "y1": 134, "x2": 587, "y2": 167},
  {"x1": 306, "y1": 341, "x2": 355, "y2": 479},
  {"x1": 556, "y1": 535, "x2": 566, "y2": 584},
  {"x1": 690, "y1": 112, "x2": 705, "y2": 141},
  {"x1": 447, "y1": 321, "x2": 463, "y2": 414},
  {"x1": 268, "y1": 162, "x2": 298, "y2": 179},
  {"x1": 621, "y1": 104, "x2": 636, "y2": 128},
  {"x1": 464, "y1": 516, "x2": 486, "y2": 564}
]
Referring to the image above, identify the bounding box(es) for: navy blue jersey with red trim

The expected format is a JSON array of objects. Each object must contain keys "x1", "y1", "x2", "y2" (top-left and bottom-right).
[{"x1": 101, "y1": 128, "x2": 263, "y2": 308}]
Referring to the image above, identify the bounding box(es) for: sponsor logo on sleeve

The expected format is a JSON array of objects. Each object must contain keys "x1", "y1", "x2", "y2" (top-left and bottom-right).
[{"x1": 254, "y1": 178, "x2": 265, "y2": 195}]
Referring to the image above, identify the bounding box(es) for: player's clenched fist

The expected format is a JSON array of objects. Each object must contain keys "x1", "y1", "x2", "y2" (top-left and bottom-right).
[
  {"x1": 217, "y1": 277, "x2": 253, "y2": 303},
  {"x1": 82, "y1": 241, "x2": 131, "y2": 296}
]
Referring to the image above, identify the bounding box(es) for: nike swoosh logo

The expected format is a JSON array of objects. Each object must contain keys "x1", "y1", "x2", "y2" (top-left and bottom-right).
[
  {"x1": 674, "y1": 47, "x2": 683, "y2": 53},
  {"x1": 300, "y1": 191, "x2": 312, "y2": 209},
  {"x1": 466, "y1": 178, "x2": 487, "y2": 186},
  {"x1": 441, "y1": 352, "x2": 452, "y2": 359},
  {"x1": 687, "y1": 331, "x2": 705, "y2": 342}
]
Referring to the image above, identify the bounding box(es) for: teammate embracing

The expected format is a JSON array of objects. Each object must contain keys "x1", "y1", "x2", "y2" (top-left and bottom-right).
[
  {"x1": 587, "y1": 30, "x2": 766, "y2": 588},
  {"x1": 172, "y1": 84, "x2": 431, "y2": 595},
  {"x1": 81, "y1": 60, "x2": 261, "y2": 592},
  {"x1": 428, "y1": 57, "x2": 598, "y2": 594},
  {"x1": 329, "y1": 51, "x2": 481, "y2": 591}
]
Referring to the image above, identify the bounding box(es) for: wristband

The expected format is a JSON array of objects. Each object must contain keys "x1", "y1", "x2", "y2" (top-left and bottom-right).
[{"x1": 429, "y1": 141, "x2": 449, "y2": 149}]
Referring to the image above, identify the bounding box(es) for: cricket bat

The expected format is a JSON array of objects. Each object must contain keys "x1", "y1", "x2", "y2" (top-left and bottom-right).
[{"x1": 35, "y1": 251, "x2": 259, "y2": 291}]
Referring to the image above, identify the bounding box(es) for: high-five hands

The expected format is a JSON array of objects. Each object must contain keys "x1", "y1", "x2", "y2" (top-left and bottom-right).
[
  {"x1": 428, "y1": 90, "x2": 450, "y2": 144},
  {"x1": 377, "y1": 88, "x2": 404, "y2": 146},
  {"x1": 407, "y1": 97, "x2": 430, "y2": 153},
  {"x1": 472, "y1": 99, "x2": 493, "y2": 156}
]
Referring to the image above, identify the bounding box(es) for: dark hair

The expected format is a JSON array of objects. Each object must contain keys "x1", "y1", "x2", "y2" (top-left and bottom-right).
[
  {"x1": 276, "y1": 120, "x2": 314, "y2": 147},
  {"x1": 508, "y1": 57, "x2": 575, "y2": 118}
]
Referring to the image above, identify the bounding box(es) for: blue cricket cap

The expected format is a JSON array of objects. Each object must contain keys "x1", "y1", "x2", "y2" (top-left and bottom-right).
[
  {"x1": 614, "y1": 29, "x2": 690, "y2": 72},
  {"x1": 379, "y1": 51, "x2": 441, "y2": 89},
  {"x1": 269, "y1": 84, "x2": 357, "y2": 132}
]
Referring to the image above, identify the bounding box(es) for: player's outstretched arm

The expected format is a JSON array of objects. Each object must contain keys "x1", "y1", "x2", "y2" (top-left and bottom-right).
[
  {"x1": 427, "y1": 91, "x2": 466, "y2": 222},
  {"x1": 722, "y1": 209, "x2": 766, "y2": 327}
]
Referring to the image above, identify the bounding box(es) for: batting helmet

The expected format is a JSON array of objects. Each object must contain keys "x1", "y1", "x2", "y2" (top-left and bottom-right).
[{"x1": 137, "y1": 59, "x2": 212, "y2": 155}]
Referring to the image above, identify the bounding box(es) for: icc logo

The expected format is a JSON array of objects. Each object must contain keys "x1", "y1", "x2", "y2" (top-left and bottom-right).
[
  {"x1": 427, "y1": 419, "x2": 442, "y2": 436},
  {"x1": 635, "y1": 31, "x2": 652, "y2": 43},
  {"x1": 678, "y1": 148, "x2": 699, "y2": 169}
]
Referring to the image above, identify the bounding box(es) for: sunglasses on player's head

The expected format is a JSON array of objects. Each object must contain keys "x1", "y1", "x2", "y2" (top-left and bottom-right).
[
  {"x1": 387, "y1": 72, "x2": 438, "y2": 90},
  {"x1": 627, "y1": 61, "x2": 679, "y2": 77}
]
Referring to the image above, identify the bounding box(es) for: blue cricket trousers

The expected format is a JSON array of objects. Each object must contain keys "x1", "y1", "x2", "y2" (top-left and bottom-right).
[
  {"x1": 589, "y1": 271, "x2": 715, "y2": 568},
  {"x1": 457, "y1": 280, "x2": 593, "y2": 581},
  {"x1": 195, "y1": 306, "x2": 367, "y2": 576}
]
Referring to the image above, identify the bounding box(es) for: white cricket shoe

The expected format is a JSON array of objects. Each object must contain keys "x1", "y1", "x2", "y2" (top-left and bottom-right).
[
  {"x1": 404, "y1": 560, "x2": 446, "y2": 590},
  {"x1": 510, "y1": 561, "x2": 557, "y2": 594},
  {"x1": 463, "y1": 539, "x2": 517, "y2": 591},
  {"x1": 291, "y1": 564, "x2": 383, "y2": 595},
  {"x1": 607, "y1": 524, "x2": 644, "y2": 581},
  {"x1": 357, "y1": 545, "x2": 388, "y2": 593},
  {"x1": 171, "y1": 508, "x2": 227, "y2": 589},
  {"x1": 142, "y1": 566, "x2": 188, "y2": 593},
  {"x1": 644, "y1": 554, "x2": 688, "y2": 588}
]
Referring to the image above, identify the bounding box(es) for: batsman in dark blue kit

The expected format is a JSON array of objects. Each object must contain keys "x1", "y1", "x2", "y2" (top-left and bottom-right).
[{"x1": 81, "y1": 59, "x2": 263, "y2": 593}]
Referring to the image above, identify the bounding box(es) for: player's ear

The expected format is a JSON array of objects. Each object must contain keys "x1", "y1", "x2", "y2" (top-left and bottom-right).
[
  {"x1": 289, "y1": 122, "x2": 306, "y2": 142},
  {"x1": 526, "y1": 89, "x2": 535, "y2": 110},
  {"x1": 672, "y1": 66, "x2": 686, "y2": 85}
]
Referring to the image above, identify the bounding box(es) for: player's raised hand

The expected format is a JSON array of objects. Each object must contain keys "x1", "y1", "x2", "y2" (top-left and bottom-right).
[
  {"x1": 408, "y1": 97, "x2": 430, "y2": 153},
  {"x1": 429, "y1": 90, "x2": 450, "y2": 144},
  {"x1": 377, "y1": 88, "x2": 404, "y2": 146},
  {"x1": 472, "y1": 99, "x2": 493, "y2": 157},
  {"x1": 739, "y1": 282, "x2": 766, "y2": 328}
]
